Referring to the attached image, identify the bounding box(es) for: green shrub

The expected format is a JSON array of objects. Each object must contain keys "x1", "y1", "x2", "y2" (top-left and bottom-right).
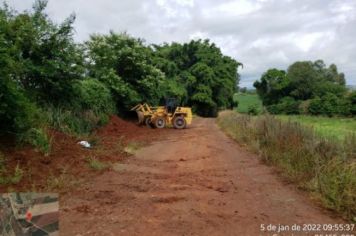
[
  {"x1": 309, "y1": 93, "x2": 351, "y2": 116},
  {"x1": 298, "y1": 100, "x2": 311, "y2": 114},
  {"x1": 308, "y1": 97, "x2": 323, "y2": 115},
  {"x1": 267, "y1": 97, "x2": 300, "y2": 114},
  {"x1": 73, "y1": 79, "x2": 115, "y2": 114},
  {"x1": 0, "y1": 79, "x2": 41, "y2": 136},
  {"x1": 247, "y1": 105, "x2": 259, "y2": 115},
  {"x1": 347, "y1": 91, "x2": 356, "y2": 115}
]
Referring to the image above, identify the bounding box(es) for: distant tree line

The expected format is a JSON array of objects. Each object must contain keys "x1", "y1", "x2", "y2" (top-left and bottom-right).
[
  {"x1": 0, "y1": 1, "x2": 241, "y2": 142},
  {"x1": 254, "y1": 60, "x2": 356, "y2": 116}
]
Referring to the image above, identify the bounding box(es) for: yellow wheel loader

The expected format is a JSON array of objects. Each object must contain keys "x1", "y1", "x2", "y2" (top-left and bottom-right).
[{"x1": 131, "y1": 98, "x2": 192, "y2": 129}]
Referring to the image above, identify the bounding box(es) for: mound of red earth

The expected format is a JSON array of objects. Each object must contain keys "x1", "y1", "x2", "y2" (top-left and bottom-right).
[
  {"x1": 0, "y1": 116, "x2": 168, "y2": 192},
  {"x1": 97, "y1": 115, "x2": 162, "y2": 141}
]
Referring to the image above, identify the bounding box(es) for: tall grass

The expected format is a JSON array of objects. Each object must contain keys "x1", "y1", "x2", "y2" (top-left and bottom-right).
[
  {"x1": 218, "y1": 111, "x2": 356, "y2": 220},
  {"x1": 19, "y1": 128, "x2": 52, "y2": 156},
  {"x1": 45, "y1": 107, "x2": 110, "y2": 136}
]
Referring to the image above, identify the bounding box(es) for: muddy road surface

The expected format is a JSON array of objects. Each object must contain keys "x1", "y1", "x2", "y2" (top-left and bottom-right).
[{"x1": 61, "y1": 118, "x2": 340, "y2": 235}]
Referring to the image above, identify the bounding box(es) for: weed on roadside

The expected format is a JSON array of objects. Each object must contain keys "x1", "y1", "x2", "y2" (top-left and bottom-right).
[
  {"x1": 124, "y1": 141, "x2": 142, "y2": 155},
  {"x1": 0, "y1": 163, "x2": 24, "y2": 185},
  {"x1": 19, "y1": 127, "x2": 52, "y2": 156},
  {"x1": 46, "y1": 167, "x2": 79, "y2": 191},
  {"x1": 217, "y1": 111, "x2": 356, "y2": 220},
  {"x1": 86, "y1": 156, "x2": 109, "y2": 170}
]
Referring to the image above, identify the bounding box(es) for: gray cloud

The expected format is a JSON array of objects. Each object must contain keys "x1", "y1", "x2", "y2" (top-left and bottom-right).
[{"x1": 3, "y1": 0, "x2": 356, "y2": 87}]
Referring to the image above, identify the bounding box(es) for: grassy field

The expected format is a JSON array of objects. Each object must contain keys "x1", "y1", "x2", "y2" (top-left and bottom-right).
[
  {"x1": 234, "y1": 93, "x2": 263, "y2": 113},
  {"x1": 277, "y1": 115, "x2": 356, "y2": 141},
  {"x1": 234, "y1": 93, "x2": 355, "y2": 140}
]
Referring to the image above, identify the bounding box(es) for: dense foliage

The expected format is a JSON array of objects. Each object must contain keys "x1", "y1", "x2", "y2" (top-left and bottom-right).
[
  {"x1": 254, "y1": 60, "x2": 354, "y2": 116},
  {"x1": 0, "y1": 1, "x2": 241, "y2": 143},
  {"x1": 152, "y1": 41, "x2": 242, "y2": 116}
]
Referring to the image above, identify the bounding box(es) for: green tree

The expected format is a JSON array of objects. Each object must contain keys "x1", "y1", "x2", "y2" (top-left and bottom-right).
[
  {"x1": 348, "y1": 91, "x2": 356, "y2": 115},
  {"x1": 1, "y1": 0, "x2": 84, "y2": 105},
  {"x1": 254, "y1": 69, "x2": 290, "y2": 106},
  {"x1": 153, "y1": 39, "x2": 242, "y2": 116},
  {"x1": 85, "y1": 32, "x2": 166, "y2": 114},
  {"x1": 254, "y1": 60, "x2": 350, "y2": 116}
]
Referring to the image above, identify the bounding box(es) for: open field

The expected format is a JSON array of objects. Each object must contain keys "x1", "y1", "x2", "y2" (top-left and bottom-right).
[
  {"x1": 234, "y1": 93, "x2": 263, "y2": 113},
  {"x1": 234, "y1": 92, "x2": 355, "y2": 140},
  {"x1": 277, "y1": 115, "x2": 356, "y2": 140}
]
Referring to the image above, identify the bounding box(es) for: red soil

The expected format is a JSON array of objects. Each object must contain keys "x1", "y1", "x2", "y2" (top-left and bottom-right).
[{"x1": 0, "y1": 116, "x2": 167, "y2": 192}]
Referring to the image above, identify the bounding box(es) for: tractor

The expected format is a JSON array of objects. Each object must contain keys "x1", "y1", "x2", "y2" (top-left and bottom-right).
[{"x1": 131, "y1": 98, "x2": 192, "y2": 129}]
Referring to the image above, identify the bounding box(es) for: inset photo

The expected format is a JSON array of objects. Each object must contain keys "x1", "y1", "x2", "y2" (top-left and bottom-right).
[{"x1": 0, "y1": 193, "x2": 58, "y2": 236}]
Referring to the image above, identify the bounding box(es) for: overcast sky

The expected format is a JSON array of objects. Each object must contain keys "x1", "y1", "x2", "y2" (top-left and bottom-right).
[{"x1": 3, "y1": 0, "x2": 356, "y2": 87}]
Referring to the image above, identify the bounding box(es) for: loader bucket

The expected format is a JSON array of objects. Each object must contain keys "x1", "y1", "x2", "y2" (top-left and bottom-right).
[{"x1": 136, "y1": 111, "x2": 145, "y2": 125}]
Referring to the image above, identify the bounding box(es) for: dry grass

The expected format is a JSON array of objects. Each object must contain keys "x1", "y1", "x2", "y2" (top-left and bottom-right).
[{"x1": 217, "y1": 111, "x2": 356, "y2": 220}]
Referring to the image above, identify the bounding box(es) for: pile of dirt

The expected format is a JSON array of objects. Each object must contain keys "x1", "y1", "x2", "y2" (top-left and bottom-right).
[
  {"x1": 0, "y1": 116, "x2": 168, "y2": 192},
  {"x1": 97, "y1": 115, "x2": 167, "y2": 141},
  {"x1": 97, "y1": 116, "x2": 148, "y2": 139}
]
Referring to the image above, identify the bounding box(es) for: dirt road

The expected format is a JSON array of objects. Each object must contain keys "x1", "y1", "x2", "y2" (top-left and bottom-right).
[{"x1": 60, "y1": 118, "x2": 340, "y2": 235}]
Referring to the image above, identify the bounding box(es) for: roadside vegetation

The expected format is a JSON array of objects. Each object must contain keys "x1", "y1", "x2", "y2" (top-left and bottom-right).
[
  {"x1": 226, "y1": 62, "x2": 356, "y2": 220},
  {"x1": 0, "y1": 1, "x2": 241, "y2": 159},
  {"x1": 86, "y1": 156, "x2": 109, "y2": 171},
  {"x1": 218, "y1": 111, "x2": 355, "y2": 220}
]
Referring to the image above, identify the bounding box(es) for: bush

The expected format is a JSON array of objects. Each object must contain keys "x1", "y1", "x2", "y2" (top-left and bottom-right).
[
  {"x1": 298, "y1": 100, "x2": 311, "y2": 114},
  {"x1": 73, "y1": 79, "x2": 115, "y2": 114},
  {"x1": 308, "y1": 97, "x2": 323, "y2": 115},
  {"x1": 247, "y1": 105, "x2": 259, "y2": 115},
  {"x1": 267, "y1": 97, "x2": 300, "y2": 114},
  {"x1": 348, "y1": 91, "x2": 356, "y2": 115},
  {"x1": 0, "y1": 78, "x2": 41, "y2": 137},
  {"x1": 309, "y1": 93, "x2": 351, "y2": 116}
]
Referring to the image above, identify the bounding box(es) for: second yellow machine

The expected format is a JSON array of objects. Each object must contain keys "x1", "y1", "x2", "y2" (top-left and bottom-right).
[{"x1": 131, "y1": 98, "x2": 192, "y2": 129}]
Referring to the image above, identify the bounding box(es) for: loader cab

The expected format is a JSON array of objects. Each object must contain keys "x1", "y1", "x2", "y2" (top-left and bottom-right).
[{"x1": 165, "y1": 98, "x2": 177, "y2": 114}]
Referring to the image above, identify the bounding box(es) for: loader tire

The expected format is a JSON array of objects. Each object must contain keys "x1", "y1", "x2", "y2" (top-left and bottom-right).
[
  {"x1": 145, "y1": 117, "x2": 154, "y2": 128},
  {"x1": 173, "y1": 116, "x2": 186, "y2": 129},
  {"x1": 154, "y1": 117, "x2": 166, "y2": 129}
]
